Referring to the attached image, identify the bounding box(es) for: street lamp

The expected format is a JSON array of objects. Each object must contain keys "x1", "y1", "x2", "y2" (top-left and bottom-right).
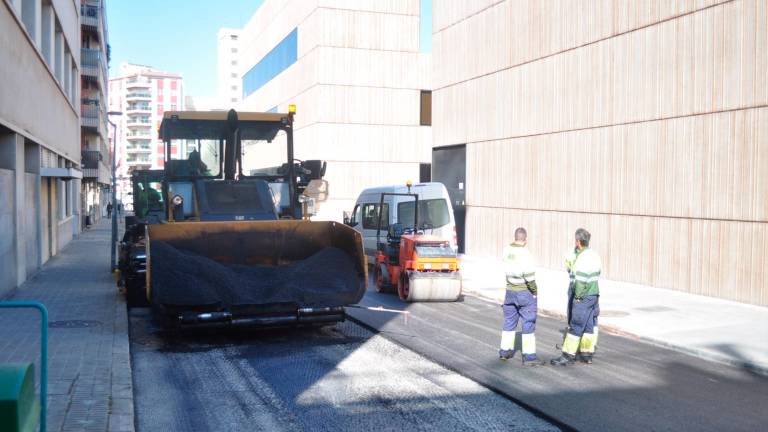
[{"x1": 107, "y1": 111, "x2": 122, "y2": 272}]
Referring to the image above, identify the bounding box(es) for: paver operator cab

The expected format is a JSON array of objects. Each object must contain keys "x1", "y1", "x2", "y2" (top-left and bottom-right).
[{"x1": 118, "y1": 108, "x2": 366, "y2": 329}]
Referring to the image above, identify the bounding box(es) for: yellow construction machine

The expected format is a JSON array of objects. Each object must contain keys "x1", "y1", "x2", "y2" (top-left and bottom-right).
[{"x1": 118, "y1": 108, "x2": 366, "y2": 328}]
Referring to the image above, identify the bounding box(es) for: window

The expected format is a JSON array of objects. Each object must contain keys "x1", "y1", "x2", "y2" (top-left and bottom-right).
[
  {"x1": 230, "y1": 73, "x2": 237, "y2": 78},
  {"x1": 419, "y1": 163, "x2": 431, "y2": 182},
  {"x1": 231, "y1": 60, "x2": 237, "y2": 65},
  {"x1": 231, "y1": 48, "x2": 238, "y2": 53},
  {"x1": 362, "y1": 203, "x2": 389, "y2": 230},
  {"x1": 398, "y1": 199, "x2": 449, "y2": 229},
  {"x1": 242, "y1": 28, "x2": 298, "y2": 99},
  {"x1": 231, "y1": 85, "x2": 238, "y2": 90},
  {"x1": 350, "y1": 205, "x2": 361, "y2": 226},
  {"x1": 420, "y1": 90, "x2": 432, "y2": 126},
  {"x1": 171, "y1": 80, "x2": 177, "y2": 90},
  {"x1": 230, "y1": 35, "x2": 238, "y2": 40}
]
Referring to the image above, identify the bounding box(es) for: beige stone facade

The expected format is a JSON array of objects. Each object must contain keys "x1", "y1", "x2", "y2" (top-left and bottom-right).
[
  {"x1": 1, "y1": 0, "x2": 83, "y2": 297},
  {"x1": 432, "y1": 0, "x2": 767, "y2": 306},
  {"x1": 236, "y1": 0, "x2": 432, "y2": 220}
]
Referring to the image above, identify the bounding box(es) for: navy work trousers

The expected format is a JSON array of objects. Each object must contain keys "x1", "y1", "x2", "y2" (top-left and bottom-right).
[
  {"x1": 502, "y1": 290, "x2": 537, "y2": 334},
  {"x1": 569, "y1": 295, "x2": 599, "y2": 337}
]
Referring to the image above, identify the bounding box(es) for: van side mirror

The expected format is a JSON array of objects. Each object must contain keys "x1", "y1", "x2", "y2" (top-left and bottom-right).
[{"x1": 343, "y1": 211, "x2": 353, "y2": 226}]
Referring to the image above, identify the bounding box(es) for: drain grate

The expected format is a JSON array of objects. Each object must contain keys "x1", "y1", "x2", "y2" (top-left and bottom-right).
[{"x1": 49, "y1": 320, "x2": 103, "y2": 328}]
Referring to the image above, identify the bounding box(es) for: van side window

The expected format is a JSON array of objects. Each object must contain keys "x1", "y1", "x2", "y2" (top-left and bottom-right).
[
  {"x1": 362, "y1": 203, "x2": 389, "y2": 230},
  {"x1": 350, "y1": 205, "x2": 361, "y2": 225}
]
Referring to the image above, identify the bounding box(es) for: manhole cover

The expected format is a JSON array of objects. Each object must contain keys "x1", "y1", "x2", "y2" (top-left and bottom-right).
[
  {"x1": 598, "y1": 310, "x2": 630, "y2": 318},
  {"x1": 49, "y1": 320, "x2": 102, "y2": 328}
]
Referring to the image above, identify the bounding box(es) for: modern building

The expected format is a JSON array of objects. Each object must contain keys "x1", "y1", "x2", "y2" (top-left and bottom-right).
[
  {"x1": 80, "y1": 0, "x2": 110, "y2": 227},
  {"x1": 217, "y1": 27, "x2": 241, "y2": 106},
  {"x1": 235, "y1": 0, "x2": 432, "y2": 219},
  {"x1": 432, "y1": 1, "x2": 767, "y2": 306},
  {"x1": 1, "y1": 0, "x2": 82, "y2": 297},
  {"x1": 108, "y1": 63, "x2": 184, "y2": 209}
]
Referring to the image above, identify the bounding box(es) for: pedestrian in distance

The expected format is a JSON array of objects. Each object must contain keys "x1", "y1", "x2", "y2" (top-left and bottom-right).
[
  {"x1": 552, "y1": 228, "x2": 601, "y2": 366},
  {"x1": 499, "y1": 227, "x2": 544, "y2": 366},
  {"x1": 107, "y1": 202, "x2": 113, "y2": 218}
]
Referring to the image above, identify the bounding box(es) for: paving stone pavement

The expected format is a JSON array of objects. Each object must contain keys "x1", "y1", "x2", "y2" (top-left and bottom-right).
[{"x1": 0, "y1": 219, "x2": 135, "y2": 432}]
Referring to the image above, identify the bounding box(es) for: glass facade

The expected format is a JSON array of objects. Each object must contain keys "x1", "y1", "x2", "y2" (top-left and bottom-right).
[{"x1": 242, "y1": 29, "x2": 298, "y2": 99}]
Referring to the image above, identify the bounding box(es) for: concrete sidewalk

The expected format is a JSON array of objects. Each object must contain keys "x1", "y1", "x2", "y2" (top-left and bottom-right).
[
  {"x1": 0, "y1": 219, "x2": 134, "y2": 432},
  {"x1": 460, "y1": 254, "x2": 768, "y2": 375}
]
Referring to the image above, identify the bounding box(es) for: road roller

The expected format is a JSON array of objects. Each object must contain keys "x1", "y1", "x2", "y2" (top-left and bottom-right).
[{"x1": 372, "y1": 192, "x2": 462, "y2": 302}]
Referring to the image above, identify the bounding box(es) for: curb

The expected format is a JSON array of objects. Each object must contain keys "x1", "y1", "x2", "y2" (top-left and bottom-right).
[{"x1": 462, "y1": 289, "x2": 768, "y2": 377}]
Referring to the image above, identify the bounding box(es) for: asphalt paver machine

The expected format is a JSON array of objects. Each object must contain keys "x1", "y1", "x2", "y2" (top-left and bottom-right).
[{"x1": 117, "y1": 108, "x2": 366, "y2": 328}]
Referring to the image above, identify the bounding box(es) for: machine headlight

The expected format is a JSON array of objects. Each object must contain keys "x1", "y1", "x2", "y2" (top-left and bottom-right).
[
  {"x1": 423, "y1": 263, "x2": 432, "y2": 269},
  {"x1": 172, "y1": 195, "x2": 183, "y2": 206}
]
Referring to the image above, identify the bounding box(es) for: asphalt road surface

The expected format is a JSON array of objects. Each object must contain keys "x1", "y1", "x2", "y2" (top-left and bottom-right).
[
  {"x1": 129, "y1": 309, "x2": 559, "y2": 431},
  {"x1": 348, "y1": 286, "x2": 768, "y2": 432}
]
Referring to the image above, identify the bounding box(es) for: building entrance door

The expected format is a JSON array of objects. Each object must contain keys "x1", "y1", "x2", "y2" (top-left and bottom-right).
[{"x1": 432, "y1": 145, "x2": 466, "y2": 253}]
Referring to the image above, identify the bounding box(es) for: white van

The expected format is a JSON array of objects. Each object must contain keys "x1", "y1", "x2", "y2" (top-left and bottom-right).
[{"x1": 346, "y1": 182, "x2": 457, "y2": 263}]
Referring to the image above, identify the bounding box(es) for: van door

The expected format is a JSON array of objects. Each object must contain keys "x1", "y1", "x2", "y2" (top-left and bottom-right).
[{"x1": 361, "y1": 201, "x2": 389, "y2": 262}]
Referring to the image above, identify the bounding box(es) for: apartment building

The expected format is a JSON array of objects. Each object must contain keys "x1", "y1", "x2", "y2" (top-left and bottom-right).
[
  {"x1": 79, "y1": 0, "x2": 110, "y2": 227},
  {"x1": 1, "y1": 0, "x2": 82, "y2": 297},
  {"x1": 432, "y1": 0, "x2": 767, "y2": 306},
  {"x1": 217, "y1": 27, "x2": 241, "y2": 106},
  {"x1": 235, "y1": 0, "x2": 432, "y2": 220},
  {"x1": 108, "y1": 63, "x2": 184, "y2": 209}
]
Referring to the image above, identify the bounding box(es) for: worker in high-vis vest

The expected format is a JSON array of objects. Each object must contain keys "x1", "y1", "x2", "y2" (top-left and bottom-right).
[
  {"x1": 552, "y1": 228, "x2": 601, "y2": 366},
  {"x1": 565, "y1": 248, "x2": 600, "y2": 353},
  {"x1": 499, "y1": 227, "x2": 544, "y2": 366}
]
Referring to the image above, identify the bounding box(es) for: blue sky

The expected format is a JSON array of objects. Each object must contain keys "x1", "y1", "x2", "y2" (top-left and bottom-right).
[
  {"x1": 107, "y1": 0, "x2": 431, "y2": 97},
  {"x1": 106, "y1": 0, "x2": 263, "y2": 97}
]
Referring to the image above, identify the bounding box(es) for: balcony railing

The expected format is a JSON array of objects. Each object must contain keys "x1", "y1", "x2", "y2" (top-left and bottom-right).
[
  {"x1": 80, "y1": 3, "x2": 100, "y2": 27},
  {"x1": 126, "y1": 76, "x2": 151, "y2": 87},
  {"x1": 126, "y1": 131, "x2": 151, "y2": 139},
  {"x1": 126, "y1": 120, "x2": 152, "y2": 127},
  {"x1": 80, "y1": 48, "x2": 107, "y2": 86},
  {"x1": 126, "y1": 92, "x2": 152, "y2": 99},
  {"x1": 127, "y1": 104, "x2": 151, "y2": 112},
  {"x1": 81, "y1": 150, "x2": 102, "y2": 170}
]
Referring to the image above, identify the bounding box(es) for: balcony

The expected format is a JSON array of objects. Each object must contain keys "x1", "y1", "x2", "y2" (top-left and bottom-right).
[
  {"x1": 81, "y1": 150, "x2": 102, "y2": 170},
  {"x1": 126, "y1": 76, "x2": 151, "y2": 88},
  {"x1": 81, "y1": 48, "x2": 106, "y2": 86},
  {"x1": 126, "y1": 131, "x2": 152, "y2": 140},
  {"x1": 126, "y1": 92, "x2": 152, "y2": 100},
  {"x1": 126, "y1": 143, "x2": 152, "y2": 153},
  {"x1": 80, "y1": 2, "x2": 101, "y2": 29},
  {"x1": 80, "y1": 101, "x2": 103, "y2": 129},
  {"x1": 126, "y1": 104, "x2": 151, "y2": 114},
  {"x1": 126, "y1": 118, "x2": 152, "y2": 128}
]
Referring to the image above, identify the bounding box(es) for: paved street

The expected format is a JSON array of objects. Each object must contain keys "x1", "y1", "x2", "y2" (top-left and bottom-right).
[
  {"x1": 129, "y1": 310, "x2": 558, "y2": 432},
  {"x1": 348, "y1": 287, "x2": 768, "y2": 432}
]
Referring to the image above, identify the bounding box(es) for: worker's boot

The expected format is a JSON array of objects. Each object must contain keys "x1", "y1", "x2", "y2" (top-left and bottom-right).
[
  {"x1": 550, "y1": 353, "x2": 576, "y2": 366},
  {"x1": 498, "y1": 349, "x2": 515, "y2": 361},
  {"x1": 577, "y1": 353, "x2": 593, "y2": 364},
  {"x1": 522, "y1": 354, "x2": 544, "y2": 367}
]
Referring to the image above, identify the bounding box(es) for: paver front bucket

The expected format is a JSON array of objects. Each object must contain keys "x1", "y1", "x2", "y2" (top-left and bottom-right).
[{"x1": 146, "y1": 220, "x2": 367, "y2": 327}]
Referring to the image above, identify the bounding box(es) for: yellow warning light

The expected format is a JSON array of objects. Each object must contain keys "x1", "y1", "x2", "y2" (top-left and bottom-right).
[
  {"x1": 288, "y1": 104, "x2": 296, "y2": 113},
  {"x1": 406, "y1": 181, "x2": 413, "y2": 188}
]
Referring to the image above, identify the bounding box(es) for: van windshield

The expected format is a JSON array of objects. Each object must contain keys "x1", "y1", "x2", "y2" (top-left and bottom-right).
[{"x1": 397, "y1": 198, "x2": 450, "y2": 229}]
